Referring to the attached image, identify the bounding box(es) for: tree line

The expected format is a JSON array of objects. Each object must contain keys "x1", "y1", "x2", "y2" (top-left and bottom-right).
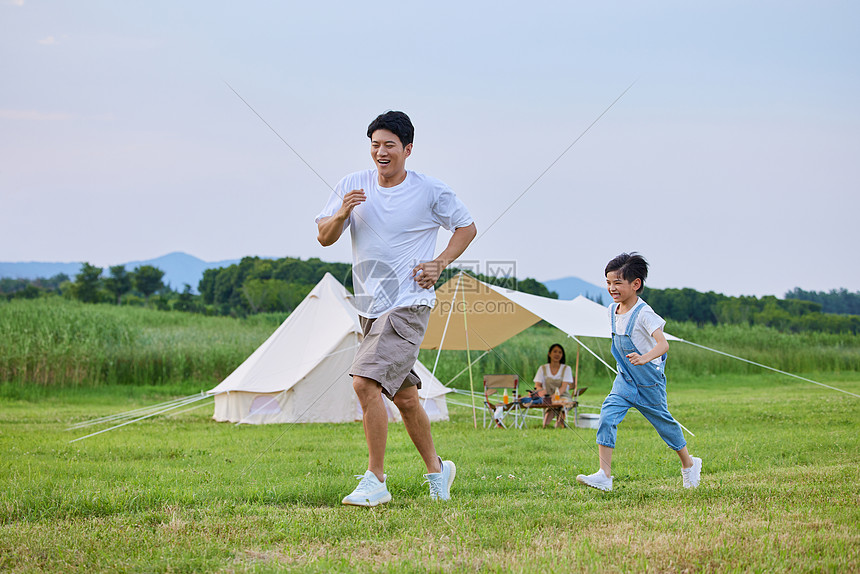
[
  {"x1": 785, "y1": 287, "x2": 860, "y2": 316},
  {"x1": 198, "y1": 256, "x2": 353, "y2": 316},
  {"x1": 5, "y1": 258, "x2": 858, "y2": 334},
  {"x1": 1, "y1": 256, "x2": 558, "y2": 317},
  {"x1": 0, "y1": 264, "x2": 196, "y2": 311},
  {"x1": 198, "y1": 256, "x2": 559, "y2": 316},
  {"x1": 642, "y1": 286, "x2": 860, "y2": 334}
]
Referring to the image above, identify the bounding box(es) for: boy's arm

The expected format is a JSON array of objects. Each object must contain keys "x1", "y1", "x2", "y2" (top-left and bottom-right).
[{"x1": 626, "y1": 328, "x2": 670, "y2": 366}]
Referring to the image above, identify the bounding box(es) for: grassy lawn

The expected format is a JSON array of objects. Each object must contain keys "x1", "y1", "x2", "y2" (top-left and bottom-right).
[{"x1": 1, "y1": 374, "x2": 858, "y2": 573}]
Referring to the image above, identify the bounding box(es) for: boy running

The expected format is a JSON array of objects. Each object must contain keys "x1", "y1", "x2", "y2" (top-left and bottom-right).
[{"x1": 577, "y1": 253, "x2": 702, "y2": 491}]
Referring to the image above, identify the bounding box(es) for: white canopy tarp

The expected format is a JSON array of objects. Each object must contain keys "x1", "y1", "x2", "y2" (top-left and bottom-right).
[
  {"x1": 422, "y1": 272, "x2": 678, "y2": 351},
  {"x1": 208, "y1": 273, "x2": 451, "y2": 424}
]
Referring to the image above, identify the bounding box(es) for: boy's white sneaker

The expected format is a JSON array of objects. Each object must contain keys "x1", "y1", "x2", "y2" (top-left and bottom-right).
[
  {"x1": 682, "y1": 457, "x2": 702, "y2": 489},
  {"x1": 342, "y1": 470, "x2": 392, "y2": 507},
  {"x1": 576, "y1": 469, "x2": 613, "y2": 491},
  {"x1": 424, "y1": 459, "x2": 456, "y2": 501}
]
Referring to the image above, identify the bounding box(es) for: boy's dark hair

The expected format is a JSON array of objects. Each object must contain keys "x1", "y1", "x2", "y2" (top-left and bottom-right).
[
  {"x1": 367, "y1": 111, "x2": 414, "y2": 147},
  {"x1": 546, "y1": 343, "x2": 566, "y2": 365},
  {"x1": 605, "y1": 252, "x2": 648, "y2": 294}
]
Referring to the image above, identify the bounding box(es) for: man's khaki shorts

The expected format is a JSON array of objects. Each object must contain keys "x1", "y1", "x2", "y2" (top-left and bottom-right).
[{"x1": 350, "y1": 305, "x2": 431, "y2": 398}]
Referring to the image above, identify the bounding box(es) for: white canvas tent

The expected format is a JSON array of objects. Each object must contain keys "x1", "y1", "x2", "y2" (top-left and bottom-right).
[{"x1": 208, "y1": 273, "x2": 451, "y2": 424}]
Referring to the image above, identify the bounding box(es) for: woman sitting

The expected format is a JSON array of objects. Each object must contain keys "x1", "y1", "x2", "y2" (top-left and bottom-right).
[{"x1": 533, "y1": 343, "x2": 575, "y2": 428}]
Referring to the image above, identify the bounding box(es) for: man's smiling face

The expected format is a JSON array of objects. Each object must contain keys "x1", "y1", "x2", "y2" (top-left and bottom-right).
[{"x1": 370, "y1": 129, "x2": 411, "y2": 186}]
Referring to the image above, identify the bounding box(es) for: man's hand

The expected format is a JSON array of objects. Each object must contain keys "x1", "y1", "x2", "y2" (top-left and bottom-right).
[
  {"x1": 336, "y1": 189, "x2": 366, "y2": 219},
  {"x1": 410, "y1": 223, "x2": 477, "y2": 289},
  {"x1": 317, "y1": 189, "x2": 365, "y2": 246},
  {"x1": 412, "y1": 260, "x2": 444, "y2": 289}
]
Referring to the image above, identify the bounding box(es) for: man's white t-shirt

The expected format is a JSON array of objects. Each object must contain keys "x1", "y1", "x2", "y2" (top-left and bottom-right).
[
  {"x1": 610, "y1": 299, "x2": 666, "y2": 366},
  {"x1": 315, "y1": 169, "x2": 473, "y2": 318}
]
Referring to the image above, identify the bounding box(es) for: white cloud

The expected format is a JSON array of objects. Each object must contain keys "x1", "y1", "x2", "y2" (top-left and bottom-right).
[
  {"x1": 0, "y1": 109, "x2": 74, "y2": 121},
  {"x1": 38, "y1": 36, "x2": 57, "y2": 45},
  {"x1": 9, "y1": 0, "x2": 25, "y2": 6}
]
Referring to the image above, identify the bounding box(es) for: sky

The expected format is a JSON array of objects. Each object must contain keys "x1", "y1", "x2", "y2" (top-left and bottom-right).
[{"x1": 2, "y1": 1, "x2": 859, "y2": 297}]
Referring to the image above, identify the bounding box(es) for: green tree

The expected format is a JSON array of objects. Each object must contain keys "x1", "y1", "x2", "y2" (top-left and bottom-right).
[
  {"x1": 786, "y1": 287, "x2": 860, "y2": 315},
  {"x1": 72, "y1": 262, "x2": 103, "y2": 303},
  {"x1": 104, "y1": 265, "x2": 132, "y2": 305},
  {"x1": 133, "y1": 265, "x2": 165, "y2": 305},
  {"x1": 6, "y1": 284, "x2": 43, "y2": 300},
  {"x1": 173, "y1": 284, "x2": 202, "y2": 313}
]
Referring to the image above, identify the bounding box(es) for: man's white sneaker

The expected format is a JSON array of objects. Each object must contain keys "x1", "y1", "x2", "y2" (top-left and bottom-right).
[
  {"x1": 576, "y1": 469, "x2": 613, "y2": 491},
  {"x1": 682, "y1": 457, "x2": 702, "y2": 489},
  {"x1": 342, "y1": 470, "x2": 392, "y2": 507},
  {"x1": 424, "y1": 459, "x2": 456, "y2": 501}
]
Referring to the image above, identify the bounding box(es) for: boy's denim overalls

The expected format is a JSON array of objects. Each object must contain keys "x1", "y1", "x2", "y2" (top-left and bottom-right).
[{"x1": 596, "y1": 302, "x2": 686, "y2": 451}]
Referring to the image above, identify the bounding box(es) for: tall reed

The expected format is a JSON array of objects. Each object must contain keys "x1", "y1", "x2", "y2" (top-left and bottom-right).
[
  {"x1": 2, "y1": 298, "x2": 858, "y2": 389},
  {"x1": 0, "y1": 299, "x2": 272, "y2": 387}
]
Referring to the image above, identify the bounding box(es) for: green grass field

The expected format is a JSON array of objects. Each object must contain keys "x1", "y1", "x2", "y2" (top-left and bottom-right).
[{"x1": 1, "y1": 374, "x2": 858, "y2": 572}]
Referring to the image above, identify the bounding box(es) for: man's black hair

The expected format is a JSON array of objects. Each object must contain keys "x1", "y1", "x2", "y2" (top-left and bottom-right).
[
  {"x1": 367, "y1": 111, "x2": 414, "y2": 147},
  {"x1": 546, "y1": 343, "x2": 566, "y2": 365},
  {"x1": 605, "y1": 252, "x2": 648, "y2": 294}
]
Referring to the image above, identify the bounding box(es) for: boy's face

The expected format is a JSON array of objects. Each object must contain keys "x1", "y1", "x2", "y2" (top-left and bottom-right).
[
  {"x1": 606, "y1": 270, "x2": 641, "y2": 306},
  {"x1": 370, "y1": 129, "x2": 412, "y2": 183}
]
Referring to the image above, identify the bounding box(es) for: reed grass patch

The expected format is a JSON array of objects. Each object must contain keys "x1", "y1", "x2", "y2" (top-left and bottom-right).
[{"x1": 4, "y1": 298, "x2": 860, "y2": 391}]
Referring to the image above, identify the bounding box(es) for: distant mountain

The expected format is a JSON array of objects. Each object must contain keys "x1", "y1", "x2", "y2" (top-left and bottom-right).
[
  {"x1": 0, "y1": 261, "x2": 83, "y2": 281},
  {"x1": 121, "y1": 252, "x2": 243, "y2": 291},
  {"x1": 0, "y1": 252, "x2": 242, "y2": 293},
  {"x1": 542, "y1": 276, "x2": 607, "y2": 305}
]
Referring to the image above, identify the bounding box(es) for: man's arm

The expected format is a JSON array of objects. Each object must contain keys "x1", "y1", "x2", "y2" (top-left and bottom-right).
[
  {"x1": 317, "y1": 189, "x2": 365, "y2": 246},
  {"x1": 412, "y1": 222, "x2": 477, "y2": 289}
]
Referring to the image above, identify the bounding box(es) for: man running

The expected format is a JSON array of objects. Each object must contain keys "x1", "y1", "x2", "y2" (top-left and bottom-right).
[{"x1": 316, "y1": 111, "x2": 476, "y2": 506}]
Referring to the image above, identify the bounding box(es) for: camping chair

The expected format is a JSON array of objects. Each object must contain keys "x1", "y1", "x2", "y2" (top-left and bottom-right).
[{"x1": 483, "y1": 374, "x2": 522, "y2": 429}]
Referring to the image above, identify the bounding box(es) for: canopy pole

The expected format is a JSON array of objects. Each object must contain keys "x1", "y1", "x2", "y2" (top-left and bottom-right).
[
  {"x1": 574, "y1": 346, "x2": 580, "y2": 395},
  {"x1": 460, "y1": 275, "x2": 477, "y2": 428},
  {"x1": 427, "y1": 273, "x2": 463, "y2": 408},
  {"x1": 430, "y1": 273, "x2": 462, "y2": 377}
]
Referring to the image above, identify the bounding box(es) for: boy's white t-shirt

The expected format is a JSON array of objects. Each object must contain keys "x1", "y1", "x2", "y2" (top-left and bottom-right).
[
  {"x1": 610, "y1": 299, "x2": 666, "y2": 366},
  {"x1": 315, "y1": 169, "x2": 473, "y2": 318}
]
